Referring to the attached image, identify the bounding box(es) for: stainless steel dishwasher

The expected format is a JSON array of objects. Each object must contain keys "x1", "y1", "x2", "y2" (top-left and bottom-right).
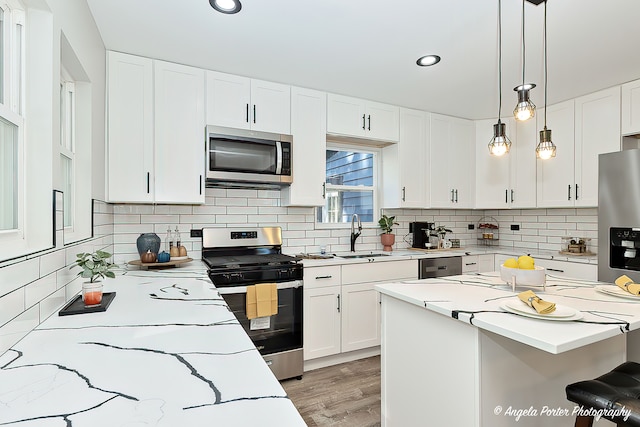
[{"x1": 419, "y1": 257, "x2": 462, "y2": 279}]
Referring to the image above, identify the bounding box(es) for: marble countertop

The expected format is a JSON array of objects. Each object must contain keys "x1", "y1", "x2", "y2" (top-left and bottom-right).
[
  {"x1": 375, "y1": 272, "x2": 639, "y2": 354},
  {"x1": 0, "y1": 264, "x2": 306, "y2": 426}
]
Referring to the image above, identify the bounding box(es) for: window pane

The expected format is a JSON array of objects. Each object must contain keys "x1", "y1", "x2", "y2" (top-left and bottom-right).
[
  {"x1": 325, "y1": 150, "x2": 373, "y2": 186},
  {"x1": 317, "y1": 190, "x2": 374, "y2": 224},
  {"x1": 15, "y1": 23, "x2": 22, "y2": 113},
  {"x1": 0, "y1": 116, "x2": 17, "y2": 230},
  {"x1": 0, "y1": 9, "x2": 4, "y2": 104},
  {"x1": 61, "y1": 154, "x2": 73, "y2": 227}
]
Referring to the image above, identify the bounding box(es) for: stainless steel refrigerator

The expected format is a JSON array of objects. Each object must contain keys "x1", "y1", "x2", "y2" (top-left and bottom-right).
[{"x1": 598, "y1": 149, "x2": 640, "y2": 282}]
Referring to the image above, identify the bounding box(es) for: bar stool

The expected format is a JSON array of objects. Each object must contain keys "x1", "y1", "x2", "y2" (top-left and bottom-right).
[{"x1": 565, "y1": 362, "x2": 640, "y2": 427}]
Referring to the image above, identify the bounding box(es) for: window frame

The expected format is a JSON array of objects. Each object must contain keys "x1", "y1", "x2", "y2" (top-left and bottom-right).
[
  {"x1": 60, "y1": 70, "x2": 75, "y2": 231},
  {"x1": 316, "y1": 142, "x2": 380, "y2": 229}
]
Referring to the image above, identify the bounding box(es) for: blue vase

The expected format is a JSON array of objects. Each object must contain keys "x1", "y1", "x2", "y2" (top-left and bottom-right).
[{"x1": 136, "y1": 233, "x2": 161, "y2": 255}]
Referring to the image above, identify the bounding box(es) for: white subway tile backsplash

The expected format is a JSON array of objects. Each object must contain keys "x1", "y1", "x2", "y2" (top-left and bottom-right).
[
  {"x1": 192, "y1": 205, "x2": 227, "y2": 214},
  {"x1": 114, "y1": 214, "x2": 142, "y2": 224},
  {"x1": 140, "y1": 214, "x2": 180, "y2": 224},
  {"x1": 0, "y1": 259, "x2": 39, "y2": 298},
  {"x1": 39, "y1": 288, "x2": 66, "y2": 322},
  {"x1": 0, "y1": 288, "x2": 25, "y2": 327},
  {"x1": 248, "y1": 214, "x2": 278, "y2": 223},
  {"x1": 153, "y1": 205, "x2": 194, "y2": 215},
  {"x1": 214, "y1": 197, "x2": 248, "y2": 206},
  {"x1": 64, "y1": 277, "x2": 83, "y2": 302},
  {"x1": 215, "y1": 215, "x2": 248, "y2": 223},
  {"x1": 227, "y1": 207, "x2": 258, "y2": 215},
  {"x1": 25, "y1": 273, "x2": 57, "y2": 309}
]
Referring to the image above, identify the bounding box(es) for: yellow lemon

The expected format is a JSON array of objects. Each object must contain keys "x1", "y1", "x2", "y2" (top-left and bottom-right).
[
  {"x1": 518, "y1": 255, "x2": 535, "y2": 270},
  {"x1": 503, "y1": 258, "x2": 518, "y2": 268}
]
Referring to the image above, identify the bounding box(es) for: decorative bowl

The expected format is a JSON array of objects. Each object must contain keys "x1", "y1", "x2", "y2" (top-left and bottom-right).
[{"x1": 500, "y1": 265, "x2": 546, "y2": 287}]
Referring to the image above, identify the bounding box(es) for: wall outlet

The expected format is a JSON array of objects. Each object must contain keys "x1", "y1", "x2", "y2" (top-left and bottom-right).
[
  {"x1": 190, "y1": 228, "x2": 203, "y2": 238},
  {"x1": 468, "y1": 224, "x2": 475, "y2": 230},
  {"x1": 510, "y1": 224, "x2": 520, "y2": 231}
]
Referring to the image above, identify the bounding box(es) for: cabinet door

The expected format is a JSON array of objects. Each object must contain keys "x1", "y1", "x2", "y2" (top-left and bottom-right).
[
  {"x1": 250, "y1": 79, "x2": 291, "y2": 134},
  {"x1": 205, "y1": 71, "x2": 251, "y2": 130},
  {"x1": 366, "y1": 101, "x2": 399, "y2": 142},
  {"x1": 510, "y1": 118, "x2": 538, "y2": 208},
  {"x1": 303, "y1": 286, "x2": 342, "y2": 360},
  {"x1": 430, "y1": 114, "x2": 454, "y2": 207},
  {"x1": 574, "y1": 87, "x2": 621, "y2": 207},
  {"x1": 475, "y1": 118, "x2": 511, "y2": 209},
  {"x1": 622, "y1": 79, "x2": 640, "y2": 135},
  {"x1": 342, "y1": 259, "x2": 418, "y2": 284},
  {"x1": 535, "y1": 259, "x2": 597, "y2": 281},
  {"x1": 341, "y1": 282, "x2": 381, "y2": 352},
  {"x1": 282, "y1": 87, "x2": 326, "y2": 207},
  {"x1": 383, "y1": 108, "x2": 428, "y2": 208},
  {"x1": 327, "y1": 94, "x2": 366, "y2": 137},
  {"x1": 477, "y1": 254, "x2": 495, "y2": 273},
  {"x1": 449, "y1": 117, "x2": 475, "y2": 208},
  {"x1": 154, "y1": 61, "x2": 205, "y2": 204},
  {"x1": 536, "y1": 100, "x2": 575, "y2": 207},
  {"x1": 462, "y1": 255, "x2": 479, "y2": 273},
  {"x1": 106, "y1": 52, "x2": 154, "y2": 203}
]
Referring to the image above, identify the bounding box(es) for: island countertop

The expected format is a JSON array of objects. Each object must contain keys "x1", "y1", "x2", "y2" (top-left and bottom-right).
[
  {"x1": 375, "y1": 272, "x2": 640, "y2": 354},
  {"x1": 0, "y1": 266, "x2": 306, "y2": 426}
]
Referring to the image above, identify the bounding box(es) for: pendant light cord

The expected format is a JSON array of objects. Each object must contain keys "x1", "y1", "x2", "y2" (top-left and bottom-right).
[
  {"x1": 521, "y1": 0, "x2": 525, "y2": 85},
  {"x1": 498, "y1": 0, "x2": 503, "y2": 121},
  {"x1": 543, "y1": 0, "x2": 548, "y2": 127}
]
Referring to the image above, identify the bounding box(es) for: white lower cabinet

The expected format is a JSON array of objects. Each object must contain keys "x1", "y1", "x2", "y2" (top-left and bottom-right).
[
  {"x1": 494, "y1": 254, "x2": 597, "y2": 281},
  {"x1": 462, "y1": 254, "x2": 495, "y2": 273},
  {"x1": 304, "y1": 259, "x2": 417, "y2": 362}
]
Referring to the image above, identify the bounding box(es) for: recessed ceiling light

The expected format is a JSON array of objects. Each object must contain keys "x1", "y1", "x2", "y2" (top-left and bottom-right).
[
  {"x1": 210, "y1": 0, "x2": 242, "y2": 14},
  {"x1": 416, "y1": 55, "x2": 441, "y2": 67}
]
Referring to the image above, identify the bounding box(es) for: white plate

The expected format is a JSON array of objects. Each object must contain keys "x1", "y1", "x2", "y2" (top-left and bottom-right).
[
  {"x1": 595, "y1": 285, "x2": 640, "y2": 300},
  {"x1": 500, "y1": 299, "x2": 583, "y2": 321}
]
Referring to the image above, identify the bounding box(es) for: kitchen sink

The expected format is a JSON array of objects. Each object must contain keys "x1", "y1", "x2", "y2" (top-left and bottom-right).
[{"x1": 339, "y1": 253, "x2": 390, "y2": 259}]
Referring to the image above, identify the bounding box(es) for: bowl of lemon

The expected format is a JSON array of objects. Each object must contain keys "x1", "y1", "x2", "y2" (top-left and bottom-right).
[{"x1": 500, "y1": 255, "x2": 546, "y2": 287}]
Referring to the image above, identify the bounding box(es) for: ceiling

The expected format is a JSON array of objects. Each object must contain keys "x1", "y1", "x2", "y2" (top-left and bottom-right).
[{"x1": 86, "y1": 0, "x2": 640, "y2": 120}]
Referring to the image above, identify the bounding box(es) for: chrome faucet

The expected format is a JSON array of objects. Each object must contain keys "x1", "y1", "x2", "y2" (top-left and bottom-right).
[{"x1": 350, "y1": 214, "x2": 362, "y2": 252}]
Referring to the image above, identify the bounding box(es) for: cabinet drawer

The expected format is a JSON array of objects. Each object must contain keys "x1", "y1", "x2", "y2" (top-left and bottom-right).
[
  {"x1": 535, "y1": 259, "x2": 597, "y2": 281},
  {"x1": 342, "y1": 259, "x2": 417, "y2": 285},
  {"x1": 304, "y1": 266, "x2": 342, "y2": 288},
  {"x1": 462, "y1": 255, "x2": 479, "y2": 273}
]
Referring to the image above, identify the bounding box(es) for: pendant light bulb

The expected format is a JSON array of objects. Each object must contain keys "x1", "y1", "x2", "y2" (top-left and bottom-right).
[
  {"x1": 536, "y1": 126, "x2": 556, "y2": 159},
  {"x1": 489, "y1": 121, "x2": 512, "y2": 157},
  {"x1": 513, "y1": 84, "x2": 536, "y2": 121}
]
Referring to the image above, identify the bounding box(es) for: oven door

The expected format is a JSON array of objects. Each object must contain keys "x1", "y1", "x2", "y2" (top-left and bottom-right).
[{"x1": 217, "y1": 280, "x2": 303, "y2": 355}]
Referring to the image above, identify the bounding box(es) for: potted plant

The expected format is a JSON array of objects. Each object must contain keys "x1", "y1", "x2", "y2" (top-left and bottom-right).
[
  {"x1": 71, "y1": 250, "x2": 117, "y2": 307},
  {"x1": 430, "y1": 226, "x2": 453, "y2": 249},
  {"x1": 378, "y1": 215, "x2": 399, "y2": 251}
]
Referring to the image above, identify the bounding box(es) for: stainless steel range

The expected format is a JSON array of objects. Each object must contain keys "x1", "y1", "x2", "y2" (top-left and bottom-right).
[{"x1": 202, "y1": 227, "x2": 303, "y2": 381}]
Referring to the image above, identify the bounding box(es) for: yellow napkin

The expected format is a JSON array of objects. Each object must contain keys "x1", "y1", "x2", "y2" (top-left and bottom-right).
[
  {"x1": 517, "y1": 290, "x2": 556, "y2": 314},
  {"x1": 615, "y1": 275, "x2": 640, "y2": 295},
  {"x1": 246, "y1": 283, "x2": 278, "y2": 320}
]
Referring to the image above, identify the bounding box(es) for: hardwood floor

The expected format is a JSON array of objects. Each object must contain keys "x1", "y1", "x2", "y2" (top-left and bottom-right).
[{"x1": 281, "y1": 356, "x2": 381, "y2": 427}]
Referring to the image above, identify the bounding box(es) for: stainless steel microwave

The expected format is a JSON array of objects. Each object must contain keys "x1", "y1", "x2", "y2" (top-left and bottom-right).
[{"x1": 205, "y1": 125, "x2": 292, "y2": 186}]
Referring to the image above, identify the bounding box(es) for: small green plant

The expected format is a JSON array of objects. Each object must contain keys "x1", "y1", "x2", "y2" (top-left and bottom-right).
[
  {"x1": 430, "y1": 225, "x2": 453, "y2": 239},
  {"x1": 378, "y1": 215, "x2": 399, "y2": 234},
  {"x1": 72, "y1": 250, "x2": 117, "y2": 283}
]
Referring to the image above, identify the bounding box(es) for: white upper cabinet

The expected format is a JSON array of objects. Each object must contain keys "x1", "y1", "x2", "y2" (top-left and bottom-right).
[
  {"x1": 154, "y1": 60, "x2": 205, "y2": 204},
  {"x1": 106, "y1": 51, "x2": 154, "y2": 203},
  {"x1": 537, "y1": 87, "x2": 620, "y2": 208},
  {"x1": 622, "y1": 79, "x2": 640, "y2": 135},
  {"x1": 536, "y1": 99, "x2": 576, "y2": 207},
  {"x1": 282, "y1": 87, "x2": 327, "y2": 207},
  {"x1": 430, "y1": 114, "x2": 474, "y2": 208},
  {"x1": 206, "y1": 71, "x2": 291, "y2": 134},
  {"x1": 106, "y1": 52, "x2": 205, "y2": 204},
  {"x1": 382, "y1": 108, "x2": 430, "y2": 208},
  {"x1": 475, "y1": 117, "x2": 537, "y2": 209},
  {"x1": 574, "y1": 86, "x2": 621, "y2": 206},
  {"x1": 327, "y1": 94, "x2": 399, "y2": 142}
]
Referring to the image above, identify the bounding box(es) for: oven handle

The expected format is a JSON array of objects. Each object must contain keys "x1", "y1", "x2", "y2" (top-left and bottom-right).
[{"x1": 216, "y1": 280, "x2": 303, "y2": 295}]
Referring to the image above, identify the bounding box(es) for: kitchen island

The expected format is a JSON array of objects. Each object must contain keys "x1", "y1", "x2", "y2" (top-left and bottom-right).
[
  {"x1": 0, "y1": 266, "x2": 305, "y2": 426},
  {"x1": 376, "y1": 272, "x2": 640, "y2": 427}
]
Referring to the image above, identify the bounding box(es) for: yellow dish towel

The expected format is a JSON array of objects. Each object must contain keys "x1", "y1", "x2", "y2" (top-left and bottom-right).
[
  {"x1": 615, "y1": 275, "x2": 640, "y2": 295},
  {"x1": 246, "y1": 283, "x2": 278, "y2": 320},
  {"x1": 517, "y1": 290, "x2": 556, "y2": 314}
]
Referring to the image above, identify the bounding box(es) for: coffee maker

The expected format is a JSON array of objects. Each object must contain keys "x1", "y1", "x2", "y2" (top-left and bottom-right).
[{"x1": 410, "y1": 222, "x2": 435, "y2": 249}]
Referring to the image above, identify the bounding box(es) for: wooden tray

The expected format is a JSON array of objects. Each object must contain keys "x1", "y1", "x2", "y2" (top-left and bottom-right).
[
  {"x1": 59, "y1": 292, "x2": 116, "y2": 316},
  {"x1": 128, "y1": 257, "x2": 193, "y2": 269}
]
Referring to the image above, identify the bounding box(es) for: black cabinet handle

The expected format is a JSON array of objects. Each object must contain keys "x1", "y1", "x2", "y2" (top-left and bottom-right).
[
  {"x1": 455, "y1": 189, "x2": 458, "y2": 203},
  {"x1": 511, "y1": 189, "x2": 514, "y2": 203},
  {"x1": 568, "y1": 184, "x2": 572, "y2": 201},
  {"x1": 465, "y1": 262, "x2": 477, "y2": 266},
  {"x1": 450, "y1": 189, "x2": 454, "y2": 203},
  {"x1": 253, "y1": 105, "x2": 256, "y2": 123},
  {"x1": 246, "y1": 103, "x2": 249, "y2": 123},
  {"x1": 315, "y1": 275, "x2": 332, "y2": 279},
  {"x1": 402, "y1": 186, "x2": 406, "y2": 202},
  {"x1": 367, "y1": 115, "x2": 371, "y2": 131},
  {"x1": 505, "y1": 189, "x2": 508, "y2": 203},
  {"x1": 337, "y1": 294, "x2": 341, "y2": 312},
  {"x1": 362, "y1": 114, "x2": 366, "y2": 130},
  {"x1": 146, "y1": 172, "x2": 150, "y2": 194},
  {"x1": 576, "y1": 184, "x2": 579, "y2": 200},
  {"x1": 199, "y1": 175, "x2": 202, "y2": 195},
  {"x1": 547, "y1": 268, "x2": 565, "y2": 273},
  {"x1": 322, "y1": 182, "x2": 326, "y2": 199}
]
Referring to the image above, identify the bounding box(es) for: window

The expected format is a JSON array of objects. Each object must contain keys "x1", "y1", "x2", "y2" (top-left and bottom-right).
[
  {"x1": 0, "y1": 1, "x2": 24, "y2": 234},
  {"x1": 60, "y1": 76, "x2": 75, "y2": 229},
  {"x1": 317, "y1": 147, "x2": 377, "y2": 224}
]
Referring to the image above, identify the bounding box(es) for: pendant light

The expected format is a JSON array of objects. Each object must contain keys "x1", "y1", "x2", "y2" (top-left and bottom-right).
[
  {"x1": 513, "y1": 0, "x2": 536, "y2": 121},
  {"x1": 488, "y1": 0, "x2": 511, "y2": 157},
  {"x1": 536, "y1": 0, "x2": 556, "y2": 159}
]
